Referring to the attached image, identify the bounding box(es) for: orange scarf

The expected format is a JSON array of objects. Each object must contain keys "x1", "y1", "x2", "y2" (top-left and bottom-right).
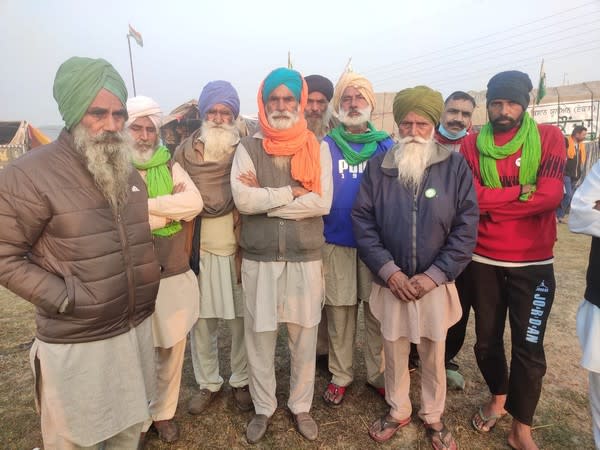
[
  {"x1": 257, "y1": 80, "x2": 322, "y2": 195},
  {"x1": 567, "y1": 135, "x2": 586, "y2": 163}
]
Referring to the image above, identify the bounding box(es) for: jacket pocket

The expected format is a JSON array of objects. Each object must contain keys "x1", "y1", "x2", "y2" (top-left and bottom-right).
[{"x1": 64, "y1": 275, "x2": 97, "y2": 318}]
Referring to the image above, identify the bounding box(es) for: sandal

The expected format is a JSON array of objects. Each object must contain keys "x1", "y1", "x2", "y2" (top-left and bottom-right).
[
  {"x1": 424, "y1": 423, "x2": 457, "y2": 450},
  {"x1": 323, "y1": 383, "x2": 346, "y2": 407},
  {"x1": 368, "y1": 414, "x2": 411, "y2": 443},
  {"x1": 471, "y1": 406, "x2": 506, "y2": 433}
]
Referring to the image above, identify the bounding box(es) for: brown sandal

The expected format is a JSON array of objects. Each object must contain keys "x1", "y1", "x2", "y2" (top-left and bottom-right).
[
  {"x1": 424, "y1": 423, "x2": 458, "y2": 450},
  {"x1": 368, "y1": 414, "x2": 411, "y2": 443}
]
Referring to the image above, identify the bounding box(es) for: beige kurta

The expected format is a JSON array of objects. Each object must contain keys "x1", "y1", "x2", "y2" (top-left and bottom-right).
[
  {"x1": 198, "y1": 213, "x2": 243, "y2": 319},
  {"x1": 30, "y1": 317, "x2": 155, "y2": 447},
  {"x1": 369, "y1": 282, "x2": 462, "y2": 343},
  {"x1": 139, "y1": 161, "x2": 203, "y2": 348}
]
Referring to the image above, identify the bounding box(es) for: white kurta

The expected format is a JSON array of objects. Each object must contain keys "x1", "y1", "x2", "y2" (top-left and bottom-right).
[
  {"x1": 569, "y1": 160, "x2": 600, "y2": 373},
  {"x1": 369, "y1": 282, "x2": 462, "y2": 343},
  {"x1": 30, "y1": 317, "x2": 155, "y2": 447},
  {"x1": 140, "y1": 161, "x2": 203, "y2": 348},
  {"x1": 230, "y1": 135, "x2": 333, "y2": 332}
]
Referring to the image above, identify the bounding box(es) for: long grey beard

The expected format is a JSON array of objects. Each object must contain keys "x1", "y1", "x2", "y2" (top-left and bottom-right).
[
  {"x1": 200, "y1": 122, "x2": 239, "y2": 162},
  {"x1": 72, "y1": 124, "x2": 133, "y2": 213},
  {"x1": 306, "y1": 108, "x2": 332, "y2": 141},
  {"x1": 394, "y1": 137, "x2": 437, "y2": 189}
]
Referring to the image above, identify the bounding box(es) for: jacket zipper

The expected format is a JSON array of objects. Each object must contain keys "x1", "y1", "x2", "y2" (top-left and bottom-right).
[{"x1": 115, "y1": 212, "x2": 136, "y2": 328}]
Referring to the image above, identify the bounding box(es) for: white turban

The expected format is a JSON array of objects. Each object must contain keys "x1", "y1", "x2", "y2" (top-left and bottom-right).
[{"x1": 126, "y1": 95, "x2": 163, "y2": 130}]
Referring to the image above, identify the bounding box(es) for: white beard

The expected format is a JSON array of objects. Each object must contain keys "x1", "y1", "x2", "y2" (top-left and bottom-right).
[
  {"x1": 72, "y1": 123, "x2": 133, "y2": 213},
  {"x1": 394, "y1": 135, "x2": 437, "y2": 189},
  {"x1": 267, "y1": 110, "x2": 299, "y2": 130},
  {"x1": 339, "y1": 106, "x2": 372, "y2": 128},
  {"x1": 200, "y1": 121, "x2": 240, "y2": 162},
  {"x1": 130, "y1": 138, "x2": 158, "y2": 164}
]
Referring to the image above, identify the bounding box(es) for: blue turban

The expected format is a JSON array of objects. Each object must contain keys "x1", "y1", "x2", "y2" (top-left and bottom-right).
[
  {"x1": 198, "y1": 80, "x2": 240, "y2": 119},
  {"x1": 53, "y1": 56, "x2": 128, "y2": 130},
  {"x1": 261, "y1": 67, "x2": 302, "y2": 104}
]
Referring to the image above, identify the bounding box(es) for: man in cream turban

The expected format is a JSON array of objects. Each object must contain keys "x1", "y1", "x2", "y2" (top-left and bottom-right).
[
  {"x1": 0, "y1": 57, "x2": 162, "y2": 448},
  {"x1": 173, "y1": 80, "x2": 254, "y2": 416},
  {"x1": 127, "y1": 96, "x2": 204, "y2": 444},
  {"x1": 320, "y1": 72, "x2": 394, "y2": 407},
  {"x1": 352, "y1": 85, "x2": 478, "y2": 447},
  {"x1": 231, "y1": 67, "x2": 333, "y2": 443}
]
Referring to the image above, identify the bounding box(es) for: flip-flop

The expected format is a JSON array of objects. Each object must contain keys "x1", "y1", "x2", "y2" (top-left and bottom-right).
[
  {"x1": 471, "y1": 406, "x2": 506, "y2": 433},
  {"x1": 368, "y1": 414, "x2": 411, "y2": 443},
  {"x1": 424, "y1": 423, "x2": 458, "y2": 450},
  {"x1": 323, "y1": 383, "x2": 346, "y2": 407}
]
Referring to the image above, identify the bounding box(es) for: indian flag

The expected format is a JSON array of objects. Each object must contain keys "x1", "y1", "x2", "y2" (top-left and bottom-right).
[{"x1": 128, "y1": 24, "x2": 143, "y2": 47}]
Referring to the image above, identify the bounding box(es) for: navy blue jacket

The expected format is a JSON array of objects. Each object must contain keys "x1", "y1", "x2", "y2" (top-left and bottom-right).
[{"x1": 351, "y1": 143, "x2": 478, "y2": 286}]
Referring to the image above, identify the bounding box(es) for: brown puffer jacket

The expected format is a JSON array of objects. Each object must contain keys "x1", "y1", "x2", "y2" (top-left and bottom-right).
[{"x1": 0, "y1": 130, "x2": 161, "y2": 344}]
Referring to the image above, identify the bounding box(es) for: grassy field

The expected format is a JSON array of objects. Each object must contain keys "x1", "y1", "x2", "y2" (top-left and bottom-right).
[{"x1": 0, "y1": 223, "x2": 595, "y2": 449}]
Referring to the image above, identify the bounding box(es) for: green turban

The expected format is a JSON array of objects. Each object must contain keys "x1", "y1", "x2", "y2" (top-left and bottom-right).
[
  {"x1": 53, "y1": 57, "x2": 128, "y2": 130},
  {"x1": 392, "y1": 85, "x2": 443, "y2": 126}
]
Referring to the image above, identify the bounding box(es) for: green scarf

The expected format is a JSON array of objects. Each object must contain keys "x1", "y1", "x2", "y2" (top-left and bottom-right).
[
  {"x1": 476, "y1": 112, "x2": 541, "y2": 201},
  {"x1": 134, "y1": 145, "x2": 182, "y2": 237},
  {"x1": 328, "y1": 122, "x2": 389, "y2": 166}
]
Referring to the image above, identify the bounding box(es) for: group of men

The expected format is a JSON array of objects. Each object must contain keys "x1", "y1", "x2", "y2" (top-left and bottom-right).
[{"x1": 0, "y1": 55, "x2": 571, "y2": 450}]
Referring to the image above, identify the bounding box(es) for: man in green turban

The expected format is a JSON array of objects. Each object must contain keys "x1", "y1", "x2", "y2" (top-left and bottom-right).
[
  {"x1": 460, "y1": 70, "x2": 565, "y2": 450},
  {"x1": 0, "y1": 56, "x2": 162, "y2": 448},
  {"x1": 321, "y1": 72, "x2": 394, "y2": 408},
  {"x1": 352, "y1": 85, "x2": 477, "y2": 448},
  {"x1": 127, "y1": 95, "x2": 204, "y2": 445}
]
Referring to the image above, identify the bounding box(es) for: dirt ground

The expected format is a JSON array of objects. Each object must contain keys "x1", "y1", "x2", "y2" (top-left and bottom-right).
[{"x1": 0, "y1": 224, "x2": 595, "y2": 449}]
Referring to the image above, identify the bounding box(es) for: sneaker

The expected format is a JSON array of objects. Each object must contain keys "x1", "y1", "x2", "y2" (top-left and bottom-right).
[
  {"x1": 293, "y1": 412, "x2": 318, "y2": 441},
  {"x1": 233, "y1": 385, "x2": 254, "y2": 411},
  {"x1": 246, "y1": 414, "x2": 270, "y2": 444},
  {"x1": 188, "y1": 388, "x2": 220, "y2": 415}
]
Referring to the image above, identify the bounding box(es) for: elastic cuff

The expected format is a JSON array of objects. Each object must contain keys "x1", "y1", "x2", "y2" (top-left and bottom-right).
[
  {"x1": 424, "y1": 265, "x2": 447, "y2": 286},
  {"x1": 378, "y1": 261, "x2": 402, "y2": 284}
]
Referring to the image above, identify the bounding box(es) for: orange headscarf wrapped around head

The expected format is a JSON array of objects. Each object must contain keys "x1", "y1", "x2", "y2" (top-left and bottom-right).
[{"x1": 257, "y1": 69, "x2": 322, "y2": 195}]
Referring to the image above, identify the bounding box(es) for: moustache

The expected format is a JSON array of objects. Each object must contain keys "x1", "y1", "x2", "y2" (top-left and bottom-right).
[
  {"x1": 446, "y1": 120, "x2": 465, "y2": 128},
  {"x1": 93, "y1": 131, "x2": 124, "y2": 144}
]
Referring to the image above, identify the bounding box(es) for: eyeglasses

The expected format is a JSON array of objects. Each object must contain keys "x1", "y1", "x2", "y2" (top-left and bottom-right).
[{"x1": 397, "y1": 121, "x2": 431, "y2": 131}]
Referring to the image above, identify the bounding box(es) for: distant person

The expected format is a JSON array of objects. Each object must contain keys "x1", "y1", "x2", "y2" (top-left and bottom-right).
[
  {"x1": 0, "y1": 57, "x2": 161, "y2": 449},
  {"x1": 304, "y1": 74, "x2": 335, "y2": 361},
  {"x1": 557, "y1": 125, "x2": 587, "y2": 222},
  {"x1": 569, "y1": 159, "x2": 600, "y2": 449},
  {"x1": 352, "y1": 85, "x2": 478, "y2": 447},
  {"x1": 435, "y1": 90, "x2": 476, "y2": 390},
  {"x1": 304, "y1": 74, "x2": 336, "y2": 141},
  {"x1": 127, "y1": 96, "x2": 204, "y2": 443},
  {"x1": 460, "y1": 70, "x2": 565, "y2": 450},
  {"x1": 231, "y1": 67, "x2": 332, "y2": 443},
  {"x1": 321, "y1": 72, "x2": 394, "y2": 407},
  {"x1": 174, "y1": 81, "x2": 253, "y2": 415}
]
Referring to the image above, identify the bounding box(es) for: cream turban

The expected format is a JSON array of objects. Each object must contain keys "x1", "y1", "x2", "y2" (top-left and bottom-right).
[
  {"x1": 332, "y1": 72, "x2": 376, "y2": 112},
  {"x1": 392, "y1": 86, "x2": 443, "y2": 125},
  {"x1": 126, "y1": 95, "x2": 163, "y2": 130}
]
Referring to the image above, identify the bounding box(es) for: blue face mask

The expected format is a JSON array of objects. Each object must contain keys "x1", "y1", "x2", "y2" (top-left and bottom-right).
[{"x1": 438, "y1": 123, "x2": 467, "y2": 141}]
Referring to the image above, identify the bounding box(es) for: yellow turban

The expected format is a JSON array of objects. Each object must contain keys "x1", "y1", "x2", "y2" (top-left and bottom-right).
[
  {"x1": 332, "y1": 72, "x2": 376, "y2": 113},
  {"x1": 392, "y1": 86, "x2": 443, "y2": 125}
]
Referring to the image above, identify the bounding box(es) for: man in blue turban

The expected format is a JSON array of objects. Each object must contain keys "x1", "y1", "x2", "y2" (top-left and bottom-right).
[
  {"x1": 174, "y1": 80, "x2": 255, "y2": 417},
  {"x1": 0, "y1": 56, "x2": 161, "y2": 448}
]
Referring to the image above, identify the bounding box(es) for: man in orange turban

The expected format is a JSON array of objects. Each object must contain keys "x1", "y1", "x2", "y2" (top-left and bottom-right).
[{"x1": 231, "y1": 67, "x2": 333, "y2": 444}]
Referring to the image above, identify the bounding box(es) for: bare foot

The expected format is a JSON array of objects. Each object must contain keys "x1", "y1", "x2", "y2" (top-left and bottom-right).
[{"x1": 507, "y1": 419, "x2": 539, "y2": 450}]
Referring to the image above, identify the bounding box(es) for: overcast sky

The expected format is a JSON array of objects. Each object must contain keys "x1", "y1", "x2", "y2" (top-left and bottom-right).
[{"x1": 2, "y1": 0, "x2": 600, "y2": 126}]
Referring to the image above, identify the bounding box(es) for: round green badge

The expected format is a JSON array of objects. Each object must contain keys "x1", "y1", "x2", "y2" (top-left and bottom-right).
[{"x1": 425, "y1": 188, "x2": 437, "y2": 199}]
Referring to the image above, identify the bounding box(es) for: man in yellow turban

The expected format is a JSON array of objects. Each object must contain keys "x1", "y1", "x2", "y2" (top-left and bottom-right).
[
  {"x1": 0, "y1": 56, "x2": 161, "y2": 449},
  {"x1": 352, "y1": 85, "x2": 478, "y2": 448},
  {"x1": 321, "y1": 72, "x2": 394, "y2": 407}
]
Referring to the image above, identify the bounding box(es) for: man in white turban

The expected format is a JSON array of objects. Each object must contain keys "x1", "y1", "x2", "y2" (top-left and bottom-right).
[{"x1": 127, "y1": 95, "x2": 204, "y2": 444}]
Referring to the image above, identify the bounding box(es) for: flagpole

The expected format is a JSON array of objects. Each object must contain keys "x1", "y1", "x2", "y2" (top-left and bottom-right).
[
  {"x1": 127, "y1": 35, "x2": 137, "y2": 97},
  {"x1": 532, "y1": 58, "x2": 544, "y2": 116}
]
